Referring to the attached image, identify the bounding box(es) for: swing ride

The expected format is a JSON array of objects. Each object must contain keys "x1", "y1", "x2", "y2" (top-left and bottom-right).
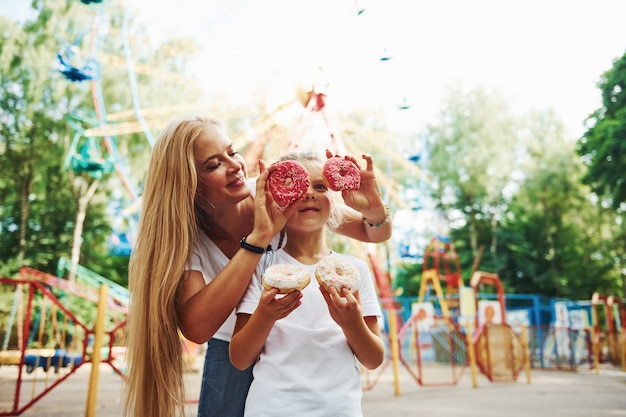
[{"x1": 53, "y1": 0, "x2": 216, "y2": 256}]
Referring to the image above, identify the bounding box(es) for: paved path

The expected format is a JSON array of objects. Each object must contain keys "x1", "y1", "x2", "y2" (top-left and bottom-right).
[
  {"x1": 19, "y1": 364, "x2": 626, "y2": 416},
  {"x1": 362, "y1": 365, "x2": 626, "y2": 417}
]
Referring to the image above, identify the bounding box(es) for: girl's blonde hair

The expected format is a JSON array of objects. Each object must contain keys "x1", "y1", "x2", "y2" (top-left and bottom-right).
[{"x1": 124, "y1": 114, "x2": 223, "y2": 417}]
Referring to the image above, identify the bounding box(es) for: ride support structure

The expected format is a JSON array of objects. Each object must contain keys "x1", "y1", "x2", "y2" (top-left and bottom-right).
[
  {"x1": 418, "y1": 237, "x2": 463, "y2": 318},
  {"x1": 469, "y1": 271, "x2": 530, "y2": 383},
  {"x1": 0, "y1": 267, "x2": 125, "y2": 416},
  {"x1": 589, "y1": 292, "x2": 626, "y2": 373}
]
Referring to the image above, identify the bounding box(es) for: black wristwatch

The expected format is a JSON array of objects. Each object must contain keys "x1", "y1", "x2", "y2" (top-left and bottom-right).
[{"x1": 240, "y1": 236, "x2": 268, "y2": 254}]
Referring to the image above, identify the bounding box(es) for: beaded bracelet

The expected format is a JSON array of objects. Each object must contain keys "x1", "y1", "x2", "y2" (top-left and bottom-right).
[{"x1": 363, "y1": 204, "x2": 391, "y2": 228}]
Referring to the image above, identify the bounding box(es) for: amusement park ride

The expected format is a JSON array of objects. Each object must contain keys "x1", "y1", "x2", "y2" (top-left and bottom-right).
[{"x1": 361, "y1": 235, "x2": 534, "y2": 395}]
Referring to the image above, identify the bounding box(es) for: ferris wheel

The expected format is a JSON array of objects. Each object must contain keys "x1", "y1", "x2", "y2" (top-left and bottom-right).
[{"x1": 56, "y1": 0, "x2": 208, "y2": 256}]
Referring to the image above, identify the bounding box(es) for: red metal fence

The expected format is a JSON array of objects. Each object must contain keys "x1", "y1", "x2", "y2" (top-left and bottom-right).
[{"x1": 0, "y1": 273, "x2": 127, "y2": 416}]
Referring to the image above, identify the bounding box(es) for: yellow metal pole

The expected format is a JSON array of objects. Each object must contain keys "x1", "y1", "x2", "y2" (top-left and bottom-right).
[
  {"x1": 85, "y1": 285, "x2": 109, "y2": 417},
  {"x1": 464, "y1": 320, "x2": 478, "y2": 388},
  {"x1": 387, "y1": 307, "x2": 401, "y2": 396},
  {"x1": 521, "y1": 325, "x2": 532, "y2": 384},
  {"x1": 621, "y1": 331, "x2": 626, "y2": 372},
  {"x1": 590, "y1": 305, "x2": 600, "y2": 375}
]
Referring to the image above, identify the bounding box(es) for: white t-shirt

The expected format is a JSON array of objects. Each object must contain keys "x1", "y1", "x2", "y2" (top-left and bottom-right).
[{"x1": 237, "y1": 249, "x2": 382, "y2": 417}]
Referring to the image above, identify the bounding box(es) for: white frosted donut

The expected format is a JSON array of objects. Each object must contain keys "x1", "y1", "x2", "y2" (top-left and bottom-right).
[
  {"x1": 262, "y1": 264, "x2": 311, "y2": 294},
  {"x1": 315, "y1": 254, "x2": 360, "y2": 293},
  {"x1": 322, "y1": 157, "x2": 361, "y2": 191}
]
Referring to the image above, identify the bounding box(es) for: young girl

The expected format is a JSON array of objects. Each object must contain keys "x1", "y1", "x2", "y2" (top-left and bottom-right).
[{"x1": 230, "y1": 152, "x2": 385, "y2": 417}]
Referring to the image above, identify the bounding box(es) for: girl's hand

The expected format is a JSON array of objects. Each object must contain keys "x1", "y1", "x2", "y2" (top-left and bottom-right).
[
  {"x1": 255, "y1": 287, "x2": 302, "y2": 322},
  {"x1": 319, "y1": 285, "x2": 363, "y2": 329}
]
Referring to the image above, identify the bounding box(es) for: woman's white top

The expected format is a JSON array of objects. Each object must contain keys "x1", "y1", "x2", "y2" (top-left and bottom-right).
[{"x1": 188, "y1": 177, "x2": 282, "y2": 341}]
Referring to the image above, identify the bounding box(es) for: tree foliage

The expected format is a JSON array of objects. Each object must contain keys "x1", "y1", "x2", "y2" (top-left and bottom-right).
[
  {"x1": 427, "y1": 84, "x2": 518, "y2": 257},
  {"x1": 0, "y1": 1, "x2": 202, "y2": 283},
  {"x1": 409, "y1": 84, "x2": 625, "y2": 300},
  {"x1": 1, "y1": 9, "x2": 80, "y2": 275},
  {"x1": 577, "y1": 50, "x2": 626, "y2": 210}
]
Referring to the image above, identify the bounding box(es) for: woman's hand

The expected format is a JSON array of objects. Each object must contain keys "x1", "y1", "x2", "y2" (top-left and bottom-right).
[
  {"x1": 248, "y1": 159, "x2": 302, "y2": 245},
  {"x1": 325, "y1": 150, "x2": 386, "y2": 220}
]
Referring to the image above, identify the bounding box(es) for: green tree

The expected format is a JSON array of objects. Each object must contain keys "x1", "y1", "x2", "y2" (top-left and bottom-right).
[
  {"x1": 413, "y1": 83, "x2": 623, "y2": 300},
  {"x1": 577, "y1": 51, "x2": 626, "y2": 295},
  {"x1": 0, "y1": 10, "x2": 78, "y2": 276},
  {"x1": 456, "y1": 108, "x2": 622, "y2": 299},
  {"x1": 577, "y1": 51, "x2": 626, "y2": 210},
  {"x1": 426, "y1": 84, "x2": 519, "y2": 265},
  {"x1": 0, "y1": 1, "x2": 202, "y2": 284}
]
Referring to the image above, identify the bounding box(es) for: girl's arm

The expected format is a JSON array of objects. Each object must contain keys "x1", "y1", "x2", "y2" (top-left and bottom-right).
[
  {"x1": 229, "y1": 288, "x2": 302, "y2": 370},
  {"x1": 319, "y1": 287, "x2": 385, "y2": 370}
]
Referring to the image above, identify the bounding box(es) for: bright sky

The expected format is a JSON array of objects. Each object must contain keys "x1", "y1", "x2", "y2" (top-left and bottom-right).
[
  {"x1": 129, "y1": 0, "x2": 626, "y2": 139},
  {"x1": 4, "y1": 0, "x2": 626, "y2": 139}
]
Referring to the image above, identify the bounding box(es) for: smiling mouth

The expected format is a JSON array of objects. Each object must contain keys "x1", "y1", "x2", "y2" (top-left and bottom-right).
[{"x1": 228, "y1": 177, "x2": 245, "y2": 187}]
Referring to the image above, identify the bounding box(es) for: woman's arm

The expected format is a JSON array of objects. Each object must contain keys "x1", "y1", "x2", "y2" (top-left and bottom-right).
[
  {"x1": 229, "y1": 288, "x2": 302, "y2": 370},
  {"x1": 176, "y1": 252, "x2": 262, "y2": 344},
  {"x1": 319, "y1": 287, "x2": 385, "y2": 370},
  {"x1": 176, "y1": 162, "x2": 299, "y2": 344},
  {"x1": 326, "y1": 151, "x2": 392, "y2": 243},
  {"x1": 334, "y1": 202, "x2": 391, "y2": 243}
]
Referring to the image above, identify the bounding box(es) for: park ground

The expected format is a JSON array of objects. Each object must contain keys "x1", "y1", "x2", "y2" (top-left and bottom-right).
[{"x1": 19, "y1": 361, "x2": 626, "y2": 417}]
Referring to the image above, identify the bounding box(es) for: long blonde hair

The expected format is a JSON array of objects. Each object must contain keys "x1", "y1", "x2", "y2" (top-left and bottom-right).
[{"x1": 125, "y1": 115, "x2": 223, "y2": 417}]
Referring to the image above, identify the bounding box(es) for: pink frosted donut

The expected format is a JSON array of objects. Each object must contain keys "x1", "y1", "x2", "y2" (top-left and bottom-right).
[
  {"x1": 315, "y1": 254, "x2": 360, "y2": 294},
  {"x1": 322, "y1": 157, "x2": 361, "y2": 191},
  {"x1": 268, "y1": 160, "x2": 311, "y2": 206},
  {"x1": 262, "y1": 264, "x2": 311, "y2": 294}
]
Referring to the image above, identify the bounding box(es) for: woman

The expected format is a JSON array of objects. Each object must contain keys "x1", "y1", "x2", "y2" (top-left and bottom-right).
[{"x1": 124, "y1": 114, "x2": 391, "y2": 417}]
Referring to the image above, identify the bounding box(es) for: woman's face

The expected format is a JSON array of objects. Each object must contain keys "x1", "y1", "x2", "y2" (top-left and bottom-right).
[{"x1": 193, "y1": 124, "x2": 250, "y2": 210}]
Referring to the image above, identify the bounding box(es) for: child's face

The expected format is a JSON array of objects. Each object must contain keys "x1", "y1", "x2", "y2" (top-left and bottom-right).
[{"x1": 285, "y1": 160, "x2": 333, "y2": 232}]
